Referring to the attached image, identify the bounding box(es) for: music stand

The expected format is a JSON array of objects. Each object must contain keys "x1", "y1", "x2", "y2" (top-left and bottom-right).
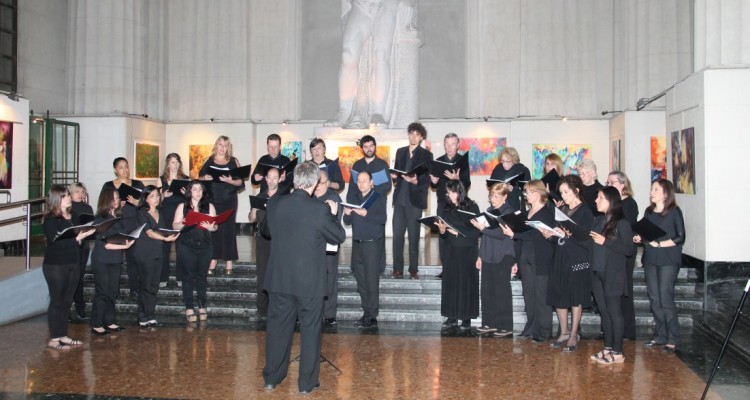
[{"x1": 701, "y1": 278, "x2": 750, "y2": 400}]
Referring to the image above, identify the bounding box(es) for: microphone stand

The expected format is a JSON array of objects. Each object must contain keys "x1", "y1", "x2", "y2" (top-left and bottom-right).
[{"x1": 701, "y1": 278, "x2": 750, "y2": 400}]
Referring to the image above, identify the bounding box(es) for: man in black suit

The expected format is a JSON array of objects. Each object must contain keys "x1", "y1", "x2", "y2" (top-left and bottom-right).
[
  {"x1": 261, "y1": 161, "x2": 346, "y2": 393},
  {"x1": 390, "y1": 122, "x2": 433, "y2": 279}
]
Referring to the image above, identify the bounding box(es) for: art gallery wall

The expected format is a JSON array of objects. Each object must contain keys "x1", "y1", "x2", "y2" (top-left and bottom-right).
[
  {"x1": 0, "y1": 97, "x2": 30, "y2": 241},
  {"x1": 65, "y1": 117, "x2": 128, "y2": 199},
  {"x1": 125, "y1": 118, "x2": 167, "y2": 186},
  {"x1": 610, "y1": 111, "x2": 667, "y2": 217}
]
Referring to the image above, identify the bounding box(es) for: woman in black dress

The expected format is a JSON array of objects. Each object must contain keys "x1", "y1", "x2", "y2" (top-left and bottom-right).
[
  {"x1": 606, "y1": 171, "x2": 639, "y2": 339},
  {"x1": 156, "y1": 153, "x2": 188, "y2": 288},
  {"x1": 42, "y1": 185, "x2": 95, "y2": 349},
  {"x1": 69, "y1": 182, "x2": 93, "y2": 321},
  {"x1": 101, "y1": 157, "x2": 144, "y2": 301},
  {"x1": 436, "y1": 180, "x2": 481, "y2": 330},
  {"x1": 200, "y1": 136, "x2": 244, "y2": 275},
  {"x1": 501, "y1": 180, "x2": 556, "y2": 342},
  {"x1": 489, "y1": 147, "x2": 531, "y2": 211},
  {"x1": 90, "y1": 187, "x2": 133, "y2": 335},
  {"x1": 173, "y1": 180, "x2": 218, "y2": 322},
  {"x1": 470, "y1": 182, "x2": 517, "y2": 337},
  {"x1": 547, "y1": 175, "x2": 593, "y2": 352},
  {"x1": 589, "y1": 187, "x2": 635, "y2": 364},
  {"x1": 135, "y1": 186, "x2": 180, "y2": 327},
  {"x1": 635, "y1": 179, "x2": 685, "y2": 352}
]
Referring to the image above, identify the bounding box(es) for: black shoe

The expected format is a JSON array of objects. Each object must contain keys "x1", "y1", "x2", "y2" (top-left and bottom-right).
[
  {"x1": 264, "y1": 384, "x2": 276, "y2": 390},
  {"x1": 75, "y1": 308, "x2": 88, "y2": 320},
  {"x1": 460, "y1": 320, "x2": 472, "y2": 330},
  {"x1": 91, "y1": 327, "x2": 109, "y2": 336},
  {"x1": 663, "y1": 345, "x2": 679, "y2": 353},
  {"x1": 359, "y1": 318, "x2": 377, "y2": 328},
  {"x1": 107, "y1": 325, "x2": 126, "y2": 332},
  {"x1": 644, "y1": 339, "x2": 667, "y2": 348},
  {"x1": 442, "y1": 318, "x2": 458, "y2": 328},
  {"x1": 436, "y1": 272, "x2": 443, "y2": 279},
  {"x1": 324, "y1": 318, "x2": 338, "y2": 326},
  {"x1": 299, "y1": 383, "x2": 320, "y2": 394},
  {"x1": 353, "y1": 316, "x2": 368, "y2": 327}
]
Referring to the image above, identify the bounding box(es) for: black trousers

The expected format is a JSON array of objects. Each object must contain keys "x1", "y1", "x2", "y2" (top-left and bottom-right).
[
  {"x1": 255, "y1": 236, "x2": 271, "y2": 317},
  {"x1": 90, "y1": 260, "x2": 121, "y2": 328},
  {"x1": 351, "y1": 238, "x2": 383, "y2": 320},
  {"x1": 263, "y1": 292, "x2": 324, "y2": 392},
  {"x1": 177, "y1": 242, "x2": 212, "y2": 310},
  {"x1": 592, "y1": 271, "x2": 625, "y2": 352},
  {"x1": 126, "y1": 247, "x2": 139, "y2": 294},
  {"x1": 72, "y1": 244, "x2": 90, "y2": 312},
  {"x1": 644, "y1": 264, "x2": 681, "y2": 346},
  {"x1": 480, "y1": 256, "x2": 514, "y2": 331},
  {"x1": 136, "y1": 256, "x2": 162, "y2": 322},
  {"x1": 392, "y1": 203, "x2": 423, "y2": 273},
  {"x1": 519, "y1": 259, "x2": 552, "y2": 340},
  {"x1": 160, "y1": 242, "x2": 182, "y2": 283},
  {"x1": 622, "y1": 255, "x2": 636, "y2": 339},
  {"x1": 43, "y1": 263, "x2": 80, "y2": 338},
  {"x1": 324, "y1": 252, "x2": 340, "y2": 320}
]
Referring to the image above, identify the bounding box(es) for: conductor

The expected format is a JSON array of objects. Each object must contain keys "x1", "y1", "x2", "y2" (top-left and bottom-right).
[{"x1": 261, "y1": 161, "x2": 346, "y2": 393}]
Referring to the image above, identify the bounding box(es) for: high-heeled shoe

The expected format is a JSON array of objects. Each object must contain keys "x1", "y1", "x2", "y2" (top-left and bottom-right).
[
  {"x1": 91, "y1": 327, "x2": 109, "y2": 336},
  {"x1": 186, "y1": 309, "x2": 197, "y2": 322},
  {"x1": 207, "y1": 268, "x2": 215, "y2": 276},
  {"x1": 225, "y1": 268, "x2": 233, "y2": 276},
  {"x1": 198, "y1": 308, "x2": 207, "y2": 321},
  {"x1": 107, "y1": 324, "x2": 125, "y2": 332},
  {"x1": 562, "y1": 336, "x2": 578, "y2": 352},
  {"x1": 550, "y1": 334, "x2": 570, "y2": 349}
]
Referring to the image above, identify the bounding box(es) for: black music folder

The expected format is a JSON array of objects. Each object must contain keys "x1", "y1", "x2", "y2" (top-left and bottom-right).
[
  {"x1": 418, "y1": 215, "x2": 467, "y2": 237},
  {"x1": 633, "y1": 218, "x2": 667, "y2": 242},
  {"x1": 430, "y1": 153, "x2": 469, "y2": 176},
  {"x1": 117, "y1": 183, "x2": 143, "y2": 201},
  {"x1": 389, "y1": 162, "x2": 429, "y2": 178},
  {"x1": 205, "y1": 164, "x2": 252, "y2": 182},
  {"x1": 249, "y1": 195, "x2": 268, "y2": 211}
]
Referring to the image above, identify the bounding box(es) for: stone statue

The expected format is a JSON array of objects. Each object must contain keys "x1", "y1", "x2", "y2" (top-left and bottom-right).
[{"x1": 325, "y1": 0, "x2": 420, "y2": 129}]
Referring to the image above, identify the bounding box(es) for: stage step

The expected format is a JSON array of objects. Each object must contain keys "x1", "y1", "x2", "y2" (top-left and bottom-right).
[{"x1": 81, "y1": 262, "x2": 702, "y2": 329}]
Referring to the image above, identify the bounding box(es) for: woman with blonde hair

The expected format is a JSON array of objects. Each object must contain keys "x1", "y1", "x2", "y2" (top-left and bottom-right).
[
  {"x1": 471, "y1": 182, "x2": 518, "y2": 337},
  {"x1": 200, "y1": 136, "x2": 244, "y2": 275},
  {"x1": 490, "y1": 147, "x2": 531, "y2": 211}
]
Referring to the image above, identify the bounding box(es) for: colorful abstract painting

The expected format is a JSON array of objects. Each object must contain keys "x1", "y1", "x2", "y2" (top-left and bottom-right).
[
  {"x1": 457, "y1": 137, "x2": 506, "y2": 175},
  {"x1": 610, "y1": 139, "x2": 621, "y2": 172},
  {"x1": 337, "y1": 145, "x2": 391, "y2": 183},
  {"x1": 189, "y1": 144, "x2": 213, "y2": 179},
  {"x1": 671, "y1": 128, "x2": 695, "y2": 194},
  {"x1": 531, "y1": 144, "x2": 592, "y2": 179},
  {"x1": 0, "y1": 121, "x2": 12, "y2": 189},
  {"x1": 281, "y1": 141, "x2": 303, "y2": 162},
  {"x1": 134, "y1": 142, "x2": 160, "y2": 179},
  {"x1": 650, "y1": 135, "x2": 667, "y2": 183}
]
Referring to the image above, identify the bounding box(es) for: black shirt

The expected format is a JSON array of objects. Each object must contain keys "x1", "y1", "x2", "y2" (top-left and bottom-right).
[
  {"x1": 135, "y1": 209, "x2": 167, "y2": 258},
  {"x1": 490, "y1": 163, "x2": 531, "y2": 212},
  {"x1": 43, "y1": 215, "x2": 81, "y2": 265},
  {"x1": 343, "y1": 189, "x2": 387, "y2": 241},
  {"x1": 642, "y1": 207, "x2": 685, "y2": 267},
  {"x1": 347, "y1": 157, "x2": 392, "y2": 203},
  {"x1": 582, "y1": 180, "x2": 604, "y2": 216},
  {"x1": 252, "y1": 153, "x2": 291, "y2": 194},
  {"x1": 431, "y1": 153, "x2": 472, "y2": 205}
]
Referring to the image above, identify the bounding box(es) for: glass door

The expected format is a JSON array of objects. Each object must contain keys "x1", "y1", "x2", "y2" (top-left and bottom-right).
[
  {"x1": 28, "y1": 116, "x2": 45, "y2": 234},
  {"x1": 44, "y1": 119, "x2": 80, "y2": 190}
]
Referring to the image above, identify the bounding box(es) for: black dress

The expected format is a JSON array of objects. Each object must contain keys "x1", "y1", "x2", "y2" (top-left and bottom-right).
[
  {"x1": 159, "y1": 175, "x2": 187, "y2": 282},
  {"x1": 547, "y1": 203, "x2": 594, "y2": 308},
  {"x1": 489, "y1": 163, "x2": 531, "y2": 212},
  {"x1": 199, "y1": 157, "x2": 244, "y2": 261},
  {"x1": 440, "y1": 201, "x2": 481, "y2": 321}
]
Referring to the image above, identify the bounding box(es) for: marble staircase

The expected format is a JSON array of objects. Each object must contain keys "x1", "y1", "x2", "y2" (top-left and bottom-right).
[{"x1": 82, "y1": 262, "x2": 703, "y2": 332}]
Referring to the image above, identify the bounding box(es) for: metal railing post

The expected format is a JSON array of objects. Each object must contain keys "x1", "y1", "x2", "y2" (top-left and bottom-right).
[{"x1": 25, "y1": 204, "x2": 31, "y2": 271}]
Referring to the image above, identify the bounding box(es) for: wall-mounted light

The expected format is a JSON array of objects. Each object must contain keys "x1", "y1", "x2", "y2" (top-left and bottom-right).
[
  {"x1": 483, "y1": 116, "x2": 488, "y2": 122},
  {"x1": 282, "y1": 120, "x2": 288, "y2": 127},
  {"x1": 561, "y1": 116, "x2": 568, "y2": 122}
]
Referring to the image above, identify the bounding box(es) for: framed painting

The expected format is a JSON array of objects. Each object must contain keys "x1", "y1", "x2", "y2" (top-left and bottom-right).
[
  {"x1": 189, "y1": 144, "x2": 214, "y2": 179},
  {"x1": 0, "y1": 121, "x2": 12, "y2": 189},
  {"x1": 531, "y1": 144, "x2": 592, "y2": 179},
  {"x1": 610, "y1": 139, "x2": 621, "y2": 172},
  {"x1": 337, "y1": 145, "x2": 391, "y2": 183},
  {"x1": 134, "y1": 141, "x2": 160, "y2": 179},
  {"x1": 671, "y1": 128, "x2": 695, "y2": 194},
  {"x1": 650, "y1": 135, "x2": 667, "y2": 183},
  {"x1": 458, "y1": 137, "x2": 506, "y2": 176},
  {"x1": 281, "y1": 141, "x2": 303, "y2": 162}
]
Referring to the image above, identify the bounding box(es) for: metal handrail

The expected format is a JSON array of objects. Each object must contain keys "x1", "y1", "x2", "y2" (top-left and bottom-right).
[{"x1": 0, "y1": 197, "x2": 47, "y2": 271}]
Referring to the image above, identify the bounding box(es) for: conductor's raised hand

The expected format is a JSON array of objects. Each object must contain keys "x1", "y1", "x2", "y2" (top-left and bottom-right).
[{"x1": 325, "y1": 199, "x2": 338, "y2": 215}]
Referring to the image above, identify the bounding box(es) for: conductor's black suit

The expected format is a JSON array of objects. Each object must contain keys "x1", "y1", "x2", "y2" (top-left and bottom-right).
[{"x1": 261, "y1": 189, "x2": 346, "y2": 392}]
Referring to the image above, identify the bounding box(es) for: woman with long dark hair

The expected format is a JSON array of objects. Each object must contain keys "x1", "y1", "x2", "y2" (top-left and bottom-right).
[
  {"x1": 546, "y1": 175, "x2": 593, "y2": 352},
  {"x1": 437, "y1": 180, "x2": 481, "y2": 330},
  {"x1": 635, "y1": 179, "x2": 685, "y2": 352},
  {"x1": 471, "y1": 182, "x2": 517, "y2": 337},
  {"x1": 101, "y1": 157, "x2": 145, "y2": 301},
  {"x1": 42, "y1": 185, "x2": 95, "y2": 349},
  {"x1": 90, "y1": 187, "x2": 133, "y2": 336},
  {"x1": 589, "y1": 187, "x2": 635, "y2": 364},
  {"x1": 135, "y1": 185, "x2": 179, "y2": 327},
  {"x1": 173, "y1": 180, "x2": 217, "y2": 322},
  {"x1": 200, "y1": 136, "x2": 244, "y2": 276},
  {"x1": 157, "y1": 153, "x2": 188, "y2": 287}
]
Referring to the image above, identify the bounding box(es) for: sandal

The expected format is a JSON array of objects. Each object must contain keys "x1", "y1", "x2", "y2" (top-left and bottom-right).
[
  {"x1": 562, "y1": 336, "x2": 578, "y2": 352},
  {"x1": 597, "y1": 351, "x2": 625, "y2": 364},
  {"x1": 225, "y1": 268, "x2": 233, "y2": 276},
  {"x1": 198, "y1": 308, "x2": 208, "y2": 321},
  {"x1": 186, "y1": 309, "x2": 197, "y2": 322},
  {"x1": 59, "y1": 336, "x2": 83, "y2": 346},
  {"x1": 590, "y1": 347, "x2": 612, "y2": 361},
  {"x1": 47, "y1": 338, "x2": 72, "y2": 350},
  {"x1": 550, "y1": 334, "x2": 570, "y2": 349}
]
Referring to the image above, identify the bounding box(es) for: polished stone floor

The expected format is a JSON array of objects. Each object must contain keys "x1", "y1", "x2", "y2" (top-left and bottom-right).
[{"x1": 0, "y1": 315, "x2": 749, "y2": 399}]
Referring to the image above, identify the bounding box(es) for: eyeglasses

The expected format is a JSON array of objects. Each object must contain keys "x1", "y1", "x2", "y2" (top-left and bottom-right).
[
  {"x1": 606, "y1": 180, "x2": 621, "y2": 186},
  {"x1": 501, "y1": 159, "x2": 513, "y2": 165}
]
